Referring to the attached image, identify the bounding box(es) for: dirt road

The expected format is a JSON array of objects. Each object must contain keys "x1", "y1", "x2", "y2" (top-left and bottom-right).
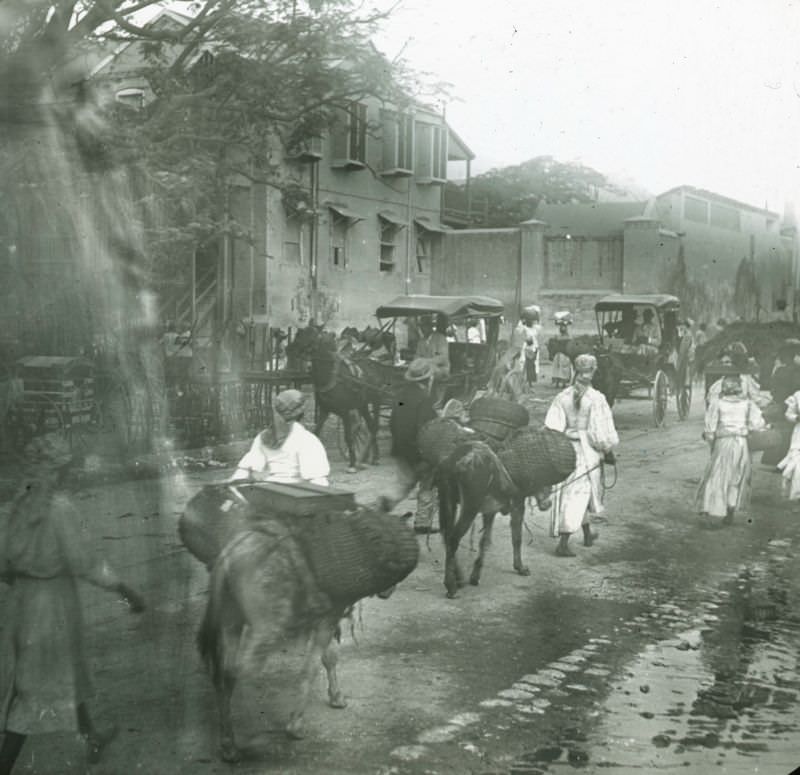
[{"x1": 4, "y1": 382, "x2": 800, "y2": 775}]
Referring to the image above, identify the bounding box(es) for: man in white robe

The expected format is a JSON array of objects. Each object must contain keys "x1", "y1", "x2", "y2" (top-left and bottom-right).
[
  {"x1": 231, "y1": 389, "x2": 330, "y2": 486},
  {"x1": 544, "y1": 354, "x2": 619, "y2": 557}
]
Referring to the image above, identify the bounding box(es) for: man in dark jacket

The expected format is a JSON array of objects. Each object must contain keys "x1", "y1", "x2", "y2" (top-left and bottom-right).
[{"x1": 387, "y1": 358, "x2": 438, "y2": 533}]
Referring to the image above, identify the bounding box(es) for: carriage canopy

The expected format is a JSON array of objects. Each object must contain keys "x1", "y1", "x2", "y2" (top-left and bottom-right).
[
  {"x1": 594, "y1": 294, "x2": 680, "y2": 312},
  {"x1": 375, "y1": 295, "x2": 505, "y2": 321}
]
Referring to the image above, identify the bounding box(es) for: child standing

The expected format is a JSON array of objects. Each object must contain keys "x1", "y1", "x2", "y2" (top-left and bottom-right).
[
  {"x1": 697, "y1": 375, "x2": 766, "y2": 526},
  {"x1": 777, "y1": 389, "x2": 800, "y2": 505}
]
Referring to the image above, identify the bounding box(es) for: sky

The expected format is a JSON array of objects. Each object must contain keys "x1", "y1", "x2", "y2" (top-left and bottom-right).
[{"x1": 372, "y1": 0, "x2": 800, "y2": 212}]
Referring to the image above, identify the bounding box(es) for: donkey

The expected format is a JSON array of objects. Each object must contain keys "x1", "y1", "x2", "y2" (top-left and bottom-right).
[
  {"x1": 289, "y1": 324, "x2": 382, "y2": 472},
  {"x1": 436, "y1": 441, "x2": 552, "y2": 599},
  {"x1": 195, "y1": 507, "x2": 418, "y2": 763}
]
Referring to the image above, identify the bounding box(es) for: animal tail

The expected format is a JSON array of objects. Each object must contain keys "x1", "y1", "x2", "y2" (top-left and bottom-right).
[
  {"x1": 454, "y1": 441, "x2": 517, "y2": 496},
  {"x1": 197, "y1": 554, "x2": 231, "y2": 687}
]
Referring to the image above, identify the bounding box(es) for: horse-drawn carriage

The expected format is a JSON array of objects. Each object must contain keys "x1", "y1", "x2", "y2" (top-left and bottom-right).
[
  {"x1": 288, "y1": 295, "x2": 505, "y2": 470},
  {"x1": 372, "y1": 294, "x2": 505, "y2": 404},
  {"x1": 3, "y1": 355, "x2": 100, "y2": 452},
  {"x1": 590, "y1": 294, "x2": 693, "y2": 426}
]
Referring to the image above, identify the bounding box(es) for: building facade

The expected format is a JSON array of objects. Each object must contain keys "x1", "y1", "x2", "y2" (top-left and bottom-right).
[{"x1": 434, "y1": 189, "x2": 797, "y2": 334}]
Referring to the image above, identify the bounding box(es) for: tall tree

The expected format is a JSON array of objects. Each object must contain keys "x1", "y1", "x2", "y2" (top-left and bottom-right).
[
  {"x1": 454, "y1": 155, "x2": 635, "y2": 228},
  {"x1": 0, "y1": 0, "x2": 420, "y2": 449}
]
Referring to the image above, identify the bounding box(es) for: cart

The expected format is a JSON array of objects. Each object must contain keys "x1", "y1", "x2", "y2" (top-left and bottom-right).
[
  {"x1": 372, "y1": 294, "x2": 505, "y2": 406},
  {"x1": 592, "y1": 294, "x2": 693, "y2": 427},
  {"x1": 323, "y1": 295, "x2": 505, "y2": 461},
  {"x1": 6, "y1": 356, "x2": 100, "y2": 450}
]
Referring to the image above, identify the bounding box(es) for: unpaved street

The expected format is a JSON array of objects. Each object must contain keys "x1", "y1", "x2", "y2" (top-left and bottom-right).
[{"x1": 3, "y1": 383, "x2": 800, "y2": 775}]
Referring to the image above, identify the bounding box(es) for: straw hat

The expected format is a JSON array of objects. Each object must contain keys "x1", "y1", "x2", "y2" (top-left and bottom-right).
[{"x1": 405, "y1": 358, "x2": 434, "y2": 382}]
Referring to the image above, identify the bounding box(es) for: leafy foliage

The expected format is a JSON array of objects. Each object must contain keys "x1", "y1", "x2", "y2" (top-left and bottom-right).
[
  {"x1": 0, "y1": 0, "x2": 420, "y2": 295},
  {"x1": 452, "y1": 156, "x2": 632, "y2": 228}
]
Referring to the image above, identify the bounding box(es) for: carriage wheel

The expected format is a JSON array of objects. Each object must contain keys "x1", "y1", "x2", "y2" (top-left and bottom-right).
[
  {"x1": 652, "y1": 370, "x2": 669, "y2": 427},
  {"x1": 676, "y1": 380, "x2": 692, "y2": 421},
  {"x1": 336, "y1": 411, "x2": 372, "y2": 465}
]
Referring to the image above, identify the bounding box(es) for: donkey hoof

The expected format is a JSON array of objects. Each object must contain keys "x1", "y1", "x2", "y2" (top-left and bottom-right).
[
  {"x1": 514, "y1": 565, "x2": 531, "y2": 577},
  {"x1": 445, "y1": 588, "x2": 459, "y2": 599},
  {"x1": 329, "y1": 692, "x2": 348, "y2": 709},
  {"x1": 220, "y1": 743, "x2": 241, "y2": 763},
  {"x1": 286, "y1": 718, "x2": 306, "y2": 740},
  {"x1": 345, "y1": 467, "x2": 358, "y2": 474},
  {"x1": 469, "y1": 574, "x2": 480, "y2": 586}
]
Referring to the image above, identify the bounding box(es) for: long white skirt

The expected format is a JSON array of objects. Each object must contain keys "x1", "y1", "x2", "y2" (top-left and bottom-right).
[
  {"x1": 549, "y1": 435, "x2": 604, "y2": 536},
  {"x1": 696, "y1": 436, "x2": 751, "y2": 517}
]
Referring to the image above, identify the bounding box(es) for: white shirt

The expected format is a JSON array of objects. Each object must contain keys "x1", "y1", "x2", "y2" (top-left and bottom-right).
[{"x1": 232, "y1": 422, "x2": 330, "y2": 486}]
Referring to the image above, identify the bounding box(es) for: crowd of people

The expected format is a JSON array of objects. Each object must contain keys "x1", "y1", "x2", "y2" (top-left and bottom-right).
[{"x1": 3, "y1": 306, "x2": 800, "y2": 773}]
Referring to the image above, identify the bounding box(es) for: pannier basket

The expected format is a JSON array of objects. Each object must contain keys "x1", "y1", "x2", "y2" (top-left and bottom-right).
[
  {"x1": 498, "y1": 427, "x2": 576, "y2": 495},
  {"x1": 468, "y1": 396, "x2": 529, "y2": 442},
  {"x1": 292, "y1": 508, "x2": 419, "y2": 606},
  {"x1": 418, "y1": 418, "x2": 476, "y2": 466},
  {"x1": 180, "y1": 485, "x2": 419, "y2": 606}
]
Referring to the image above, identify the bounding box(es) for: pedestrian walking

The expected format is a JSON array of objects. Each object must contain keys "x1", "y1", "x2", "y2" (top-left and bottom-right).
[
  {"x1": 231, "y1": 389, "x2": 330, "y2": 485},
  {"x1": 544, "y1": 354, "x2": 619, "y2": 557},
  {"x1": 777, "y1": 389, "x2": 800, "y2": 506},
  {"x1": 0, "y1": 435, "x2": 145, "y2": 774},
  {"x1": 696, "y1": 375, "x2": 767, "y2": 527},
  {"x1": 386, "y1": 358, "x2": 439, "y2": 533},
  {"x1": 550, "y1": 311, "x2": 574, "y2": 387},
  {"x1": 513, "y1": 308, "x2": 541, "y2": 386}
]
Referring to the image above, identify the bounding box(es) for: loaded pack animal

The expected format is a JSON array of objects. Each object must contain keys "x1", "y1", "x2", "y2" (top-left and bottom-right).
[
  {"x1": 288, "y1": 324, "x2": 385, "y2": 472},
  {"x1": 547, "y1": 334, "x2": 623, "y2": 406},
  {"x1": 179, "y1": 482, "x2": 419, "y2": 763},
  {"x1": 418, "y1": 401, "x2": 576, "y2": 598}
]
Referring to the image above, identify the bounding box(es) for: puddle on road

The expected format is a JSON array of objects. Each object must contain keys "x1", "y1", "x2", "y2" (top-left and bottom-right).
[{"x1": 514, "y1": 540, "x2": 800, "y2": 774}]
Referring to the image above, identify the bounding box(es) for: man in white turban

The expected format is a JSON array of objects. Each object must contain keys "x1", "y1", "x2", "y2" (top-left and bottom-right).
[
  {"x1": 544, "y1": 354, "x2": 619, "y2": 556},
  {"x1": 232, "y1": 389, "x2": 330, "y2": 486}
]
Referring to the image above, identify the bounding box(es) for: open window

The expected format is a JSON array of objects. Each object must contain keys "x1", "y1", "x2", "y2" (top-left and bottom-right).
[
  {"x1": 331, "y1": 102, "x2": 367, "y2": 170},
  {"x1": 381, "y1": 110, "x2": 414, "y2": 177},
  {"x1": 413, "y1": 216, "x2": 448, "y2": 274},
  {"x1": 415, "y1": 121, "x2": 447, "y2": 184},
  {"x1": 327, "y1": 204, "x2": 362, "y2": 269},
  {"x1": 378, "y1": 211, "x2": 407, "y2": 273}
]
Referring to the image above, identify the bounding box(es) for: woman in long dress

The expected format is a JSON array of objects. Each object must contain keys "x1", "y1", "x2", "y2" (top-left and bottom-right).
[
  {"x1": 544, "y1": 354, "x2": 619, "y2": 557},
  {"x1": 697, "y1": 375, "x2": 766, "y2": 526},
  {"x1": 0, "y1": 435, "x2": 145, "y2": 773},
  {"x1": 777, "y1": 389, "x2": 800, "y2": 504}
]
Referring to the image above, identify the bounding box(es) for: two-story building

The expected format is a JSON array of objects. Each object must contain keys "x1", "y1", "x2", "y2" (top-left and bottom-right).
[{"x1": 88, "y1": 9, "x2": 473, "y2": 364}]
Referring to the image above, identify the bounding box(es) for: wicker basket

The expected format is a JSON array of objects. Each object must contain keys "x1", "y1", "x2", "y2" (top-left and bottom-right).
[
  {"x1": 498, "y1": 427, "x2": 576, "y2": 494},
  {"x1": 748, "y1": 427, "x2": 784, "y2": 452},
  {"x1": 181, "y1": 489, "x2": 419, "y2": 606},
  {"x1": 292, "y1": 508, "x2": 420, "y2": 606},
  {"x1": 418, "y1": 418, "x2": 475, "y2": 466},
  {"x1": 179, "y1": 485, "x2": 251, "y2": 567},
  {"x1": 469, "y1": 396, "x2": 529, "y2": 442}
]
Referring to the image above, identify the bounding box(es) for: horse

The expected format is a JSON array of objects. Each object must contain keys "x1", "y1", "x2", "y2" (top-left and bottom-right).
[
  {"x1": 194, "y1": 504, "x2": 419, "y2": 763},
  {"x1": 435, "y1": 441, "x2": 552, "y2": 599},
  {"x1": 337, "y1": 325, "x2": 396, "y2": 362},
  {"x1": 289, "y1": 324, "x2": 383, "y2": 472}
]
